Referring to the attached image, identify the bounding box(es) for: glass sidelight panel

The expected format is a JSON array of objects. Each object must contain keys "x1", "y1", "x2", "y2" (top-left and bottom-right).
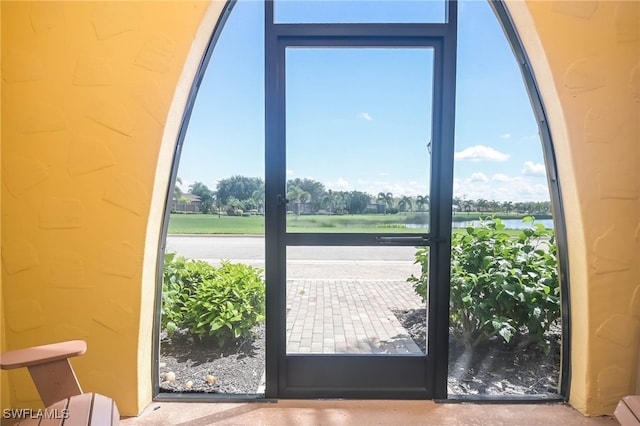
[
  {"x1": 159, "y1": 0, "x2": 266, "y2": 396},
  {"x1": 285, "y1": 246, "x2": 427, "y2": 355},
  {"x1": 447, "y1": 0, "x2": 560, "y2": 398},
  {"x1": 285, "y1": 48, "x2": 434, "y2": 233}
]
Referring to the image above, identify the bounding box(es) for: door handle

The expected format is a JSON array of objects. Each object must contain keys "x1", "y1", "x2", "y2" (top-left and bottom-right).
[
  {"x1": 376, "y1": 235, "x2": 430, "y2": 245},
  {"x1": 277, "y1": 194, "x2": 289, "y2": 206}
]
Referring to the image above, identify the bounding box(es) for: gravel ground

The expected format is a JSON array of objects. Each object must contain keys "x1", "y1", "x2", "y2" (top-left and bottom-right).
[
  {"x1": 159, "y1": 311, "x2": 560, "y2": 396},
  {"x1": 396, "y1": 308, "x2": 561, "y2": 396},
  {"x1": 159, "y1": 325, "x2": 265, "y2": 394}
]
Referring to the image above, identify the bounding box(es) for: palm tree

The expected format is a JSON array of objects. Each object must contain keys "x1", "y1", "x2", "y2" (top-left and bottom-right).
[
  {"x1": 335, "y1": 191, "x2": 349, "y2": 214},
  {"x1": 173, "y1": 177, "x2": 183, "y2": 212},
  {"x1": 476, "y1": 198, "x2": 489, "y2": 213},
  {"x1": 287, "y1": 185, "x2": 311, "y2": 215},
  {"x1": 398, "y1": 196, "x2": 413, "y2": 214},
  {"x1": 321, "y1": 190, "x2": 337, "y2": 214},
  {"x1": 377, "y1": 192, "x2": 394, "y2": 214},
  {"x1": 213, "y1": 192, "x2": 222, "y2": 217},
  {"x1": 252, "y1": 187, "x2": 265, "y2": 214},
  {"x1": 452, "y1": 196, "x2": 462, "y2": 213},
  {"x1": 287, "y1": 186, "x2": 301, "y2": 215},
  {"x1": 416, "y1": 195, "x2": 430, "y2": 212},
  {"x1": 488, "y1": 200, "x2": 500, "y2": 213},
  {"x1": 298, "y1": 190, "x2": 311, "y2": 214},
  {"x1": 174, "y1": 177, "x2": 183, "y2": 200},
  {"x1": 502, "y1": 201, "x2": 514, "y2": 215},
  {"x1": 461, "y1": 199, "x2": 475, "y2": 214}
]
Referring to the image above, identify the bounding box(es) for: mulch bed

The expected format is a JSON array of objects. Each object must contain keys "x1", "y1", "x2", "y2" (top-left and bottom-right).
[
  {"x1": 395, "y1": 308, "x2": 561, "y2": 396},
  {"x1": 159, "y1": 310, "x2": 560, "y2": 396},
  {"x1": 159, "y1": 325, "x2": 265, "y2": 394}
]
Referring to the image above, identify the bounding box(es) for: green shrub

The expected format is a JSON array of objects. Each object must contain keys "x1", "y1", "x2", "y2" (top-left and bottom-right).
[
  {"x1": 408, "y1": 217, "x2": 560, "y2": 352},
  {"x1": 162, "y1": 253, "x2": 215, "y2": 336},
  {"x1": 162, "y1": 253, "x2": 265, "y2": 347}
]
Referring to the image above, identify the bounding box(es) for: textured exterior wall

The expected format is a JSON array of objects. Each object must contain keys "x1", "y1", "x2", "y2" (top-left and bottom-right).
[
  {"x1": 0, "y1": 1, "x2": 212, "y2": 415},
  {"x1": 0, "y1": 0, "x2": 5, "y2": 413},
  {"x1": 510, "y1": 0, "x2": 640, "y2": 416}
]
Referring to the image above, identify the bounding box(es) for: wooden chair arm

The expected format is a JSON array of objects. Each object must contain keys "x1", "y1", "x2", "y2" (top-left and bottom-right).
[
  {"x1": 615, "y1": 396, "x2": 640, "y2": 425},
  {"x1": 0, "y1": 340, "x2": 87, "y2": 370}
]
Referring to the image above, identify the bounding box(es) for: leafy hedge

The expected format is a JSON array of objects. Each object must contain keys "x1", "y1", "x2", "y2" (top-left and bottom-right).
[
  {"x1": 162, "y1": 253, "x2": 265, "y2": 347},
  {"x1": 408, "y1": 217, "x2": 560, "y2": 352}
]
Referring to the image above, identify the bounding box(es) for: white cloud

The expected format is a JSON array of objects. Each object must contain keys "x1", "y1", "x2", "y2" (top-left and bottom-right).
[
  {"x1": 454, "y1": 173, "x2": 550, "y2": 202},
  {"x1": 358, "y1": 112, "x2": 373, "y2": 121},
  {"x1": 521, "y1": 161, "x2": 546, "y2": 177},
  {"x1": 454, "y1": 145, "x2": 510, "y2": 162},
  {"x1": 327, "y1": 177, "x2": 351, "y2": 190},
  {"x1": 286, "y1": 169, "x2": 295, "y2": 177},
  {"x1": 349, "y1": 179, "x2": 428, "y2": 197},
  {"x1": 176, "y1": 178, "x2": 191, "y2": 193},
  {"x1": 491, "y1": 173, "x2": 511, "y2": 182},
  {"x1": 176, "y1": 177, "x2": 218, "y2": 194},
  {"x1": 470, "y1": 172, "x2": 488, "y2": 182},
  {"x1": 499, "y1": 133, "x2": 511, "y2": 139}
]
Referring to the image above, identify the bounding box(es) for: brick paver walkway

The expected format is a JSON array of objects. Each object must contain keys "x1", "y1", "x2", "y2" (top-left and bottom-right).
[{"x1": 286, "y1": 279, "x2": 425, "y2": 354}]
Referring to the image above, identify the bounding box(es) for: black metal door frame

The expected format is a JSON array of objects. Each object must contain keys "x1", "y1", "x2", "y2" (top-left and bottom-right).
[{"x1": 264, "y1": 0, "x2": 458, "y2": 399}]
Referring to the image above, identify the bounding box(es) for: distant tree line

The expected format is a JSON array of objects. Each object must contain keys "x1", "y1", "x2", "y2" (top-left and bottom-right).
[
  {"x1": 452, "y1": 196, "x2": 551, "y2": 216},
  {"x1": 173, "y1": 175, "x2": 551, "y2": 216}
]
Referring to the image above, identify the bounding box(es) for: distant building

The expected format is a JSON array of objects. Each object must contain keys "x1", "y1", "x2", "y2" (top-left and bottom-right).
[
  {"x1": 366, "y1": 203, "x2": 387, "y2": 214},
  {"x1": 172, "y1": 193, "x2": 201, "y2": 213}
]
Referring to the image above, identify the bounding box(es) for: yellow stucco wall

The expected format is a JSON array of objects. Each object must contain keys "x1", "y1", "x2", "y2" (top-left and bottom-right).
[
  {"x1": 510, "y1": 0, "x2": 640, "y2": 416},
  {"x1": 0, "y1": 0, "x2": 216, "y2": 415},
  {"x1": 0, "y1": 0, "x2": 5, "y2": 414},
  {"x1": 0, "y1": 0, "x2": 638, "y2": 418}
]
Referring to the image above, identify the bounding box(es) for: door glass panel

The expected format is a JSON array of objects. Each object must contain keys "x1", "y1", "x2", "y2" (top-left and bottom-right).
[
  {"x1": 448, "y1": 0, "x2": 560, "y2": 397},
  {"x1": 285, "y1": 246, "x2": 426, "y2": 354},
  {"x1": 274, "y1": 0, "x2": 446, "y2": 24},
  {"x1": 285, "y1": 48, "x2": 434, "y2": 233}
]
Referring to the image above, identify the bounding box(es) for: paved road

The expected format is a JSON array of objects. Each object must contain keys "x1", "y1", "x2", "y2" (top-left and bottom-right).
[{"x1": 166, "y1": 235, "x2": 422, "y2": 280}]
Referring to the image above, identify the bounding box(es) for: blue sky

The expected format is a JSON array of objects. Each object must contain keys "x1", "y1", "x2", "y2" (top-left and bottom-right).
[{"x1": 178, "y1": 0, "x2": 550, "y2": 202}]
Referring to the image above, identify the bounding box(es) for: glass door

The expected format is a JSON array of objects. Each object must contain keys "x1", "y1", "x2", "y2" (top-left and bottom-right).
[
  {"x1": 265, "y1": 1, "x2": 457, "y2": 399},
  {"x1": 285, "y1": 47, "x2": 433, "y2": 397}
]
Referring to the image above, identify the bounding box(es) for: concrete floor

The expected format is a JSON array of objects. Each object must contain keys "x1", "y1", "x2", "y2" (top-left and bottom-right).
[{"x1": 121, "y1": 400, "x2": 616, "y2": 425}]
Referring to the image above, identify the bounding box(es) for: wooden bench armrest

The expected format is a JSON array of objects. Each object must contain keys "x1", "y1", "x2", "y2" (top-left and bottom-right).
[
  {"x1": 0, "y1": 340, "x2": 87, "y2": 370},
  {"x1": 14, "y1": 393, "x2": 120, "y2": 426},
  {"x1": 615, "y1": 395, "x2": 640, "y2": 425}
]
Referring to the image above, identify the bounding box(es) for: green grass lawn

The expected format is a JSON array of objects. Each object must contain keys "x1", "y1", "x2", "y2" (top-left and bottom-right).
[
  {"x1": 168, "y1": 213, "x2": 430, "y2": 234},
  {"x1": 452, "y1": 212, "x2": 551, "y2": 221},
  {"x1": 167, "y1": 213, "x2": 541, "y2": 235},
  {"x1": 168, "y1": 214, "x2": 266, "y2": 234},
  {"x1": 286, "y1": 213, "x2": 428, "y2": 233}
]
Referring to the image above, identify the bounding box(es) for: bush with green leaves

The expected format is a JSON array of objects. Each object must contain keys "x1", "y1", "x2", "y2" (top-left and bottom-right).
[
  {"x1": 162, "y1": 253, "x2": 265, "y2": 347},
  {"x1": 408, "y1": 217, "x2": 560, "y2": 352}
]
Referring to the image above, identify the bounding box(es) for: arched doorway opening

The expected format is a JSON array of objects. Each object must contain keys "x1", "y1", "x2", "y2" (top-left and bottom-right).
[{"x1": 150, "y1": 0, "x2": 569, "y2": 401}]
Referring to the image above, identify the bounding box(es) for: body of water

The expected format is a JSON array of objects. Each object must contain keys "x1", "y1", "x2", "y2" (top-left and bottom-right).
[
  {"x1": 405, "y1": 218, "x2": 554, "y2": 230},
  {"x1": 451, "y1": 218, "x2": 554, "y2": 230}
]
